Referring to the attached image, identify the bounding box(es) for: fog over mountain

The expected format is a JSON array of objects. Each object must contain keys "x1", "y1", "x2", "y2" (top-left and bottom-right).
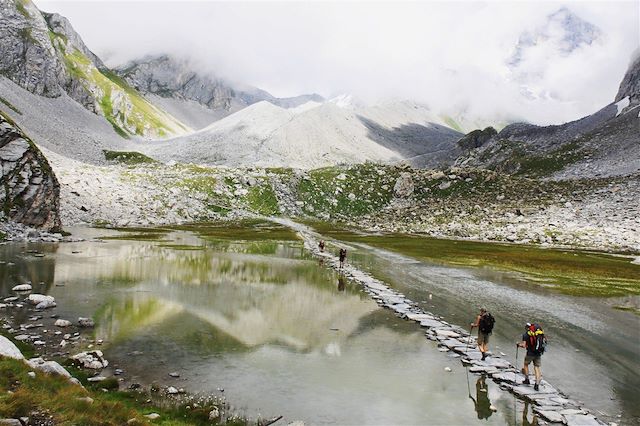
[{"x1": 33, "y1": 0, "x2": 639, "y2": 126}]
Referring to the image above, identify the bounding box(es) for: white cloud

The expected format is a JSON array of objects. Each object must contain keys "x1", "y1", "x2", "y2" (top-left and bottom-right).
[{"x1": 33, "y1": 0, "x2": 639, "y2": 125}]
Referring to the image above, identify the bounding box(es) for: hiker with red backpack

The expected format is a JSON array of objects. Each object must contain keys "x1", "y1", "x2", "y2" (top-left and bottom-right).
[
  {"x1": 517, "y1": 322, "x2": 547, "y2": 391},
  {"x1": 470, "y1": 307, "x2": 495, "y2": 361}
]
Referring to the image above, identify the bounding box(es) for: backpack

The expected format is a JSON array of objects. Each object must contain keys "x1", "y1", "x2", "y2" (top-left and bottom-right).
[
  {"x1": 526, "y1": 324, "x2": 547, "y2": 355},
  {"x1": 479, "y1": 312, "x2": 495, "y2": 334}
]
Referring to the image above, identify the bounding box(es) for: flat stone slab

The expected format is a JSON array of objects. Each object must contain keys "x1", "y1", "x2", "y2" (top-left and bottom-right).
[
  {"x1": 420, "y1": 319, "x2": 444, "y2": 328},
  {"x1": 435, "y1": 329, "x2": 461, "y2": 338},
  {"x1": 564, "y1": 414, "x2": 601, "y2": 426},
  {"x1": 406, "y1": 313, "x2": 436, "y2": 322},
  {"x1": 535, "y1": 409, "x2": 565, "y2": 423}
]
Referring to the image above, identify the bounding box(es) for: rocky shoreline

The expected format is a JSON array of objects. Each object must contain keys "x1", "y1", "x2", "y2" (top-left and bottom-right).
[
  {"x1": 0, "y1": 289, "x2": 234, "y2": 425},
  {"x1": 277, "y1": 218, "x2": 608, "y2": 426}
]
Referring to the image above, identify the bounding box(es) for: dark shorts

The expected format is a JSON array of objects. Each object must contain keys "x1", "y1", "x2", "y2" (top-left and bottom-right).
[
  {"x1": 477, "y1": 331, "x2": 490, "y2": 345},
  {"x1": 524, "y1": 355, "x2": 541, "y2": 367}
]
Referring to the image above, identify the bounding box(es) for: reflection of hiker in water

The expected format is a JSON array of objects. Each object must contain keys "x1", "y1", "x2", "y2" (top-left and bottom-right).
[
  {"x1": 337, "y1": 275, "x2": 346, "y2": 292},
  {"x1": 339, "y1": 248, "x2": 347, "y2": 269},
  {"x1": 318, "y1": 240, "x2": 325, "y2": 252},
  {"x1": 522, "y1": 401, "x2": 539, "y2": 426},
  {"x1": 469, "y1": 375, "x2": 493, "y2": 420}
]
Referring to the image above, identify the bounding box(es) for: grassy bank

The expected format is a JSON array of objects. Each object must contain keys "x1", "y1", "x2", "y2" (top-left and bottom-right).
[
  {"x1": 0, "y1": 355, "x2": 245, "y2": 425},
  {"x1": 311, "y1": 223, "x2": 640, "y2": 297}
]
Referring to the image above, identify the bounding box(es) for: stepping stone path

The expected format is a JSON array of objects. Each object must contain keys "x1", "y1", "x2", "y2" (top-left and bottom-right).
[{"x1": 294, "y1": 226, "x2": 606, "y2": 426}]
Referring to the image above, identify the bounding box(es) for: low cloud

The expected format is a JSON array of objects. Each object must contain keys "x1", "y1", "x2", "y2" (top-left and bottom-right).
[{"x1": 34, "y1": 0, "x2": 639, "y2": 125}]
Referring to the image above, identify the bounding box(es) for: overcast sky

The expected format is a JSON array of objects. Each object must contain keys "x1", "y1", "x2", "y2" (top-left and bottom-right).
[{"x1": 33, "y1": 0, "x2": 639, "y2": 125}]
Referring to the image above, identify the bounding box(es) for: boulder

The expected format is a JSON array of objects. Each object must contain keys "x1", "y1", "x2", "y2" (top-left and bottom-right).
[
  {"x1": 26, "y1": 357, "x2": 71, "y2": 378},
  {"x1": 71, "y1": 351, "x2": 108, "y2": 369},
  {"x1": 54, "y1": 319, "x2": 72, "y2": 327},
  {"x1": 0, "y1": 113, "x2": 62, "y2": 231},
  {"x1": 27, "y1": 294, "x2": 55, "y2": 308},
  {"x1": 0, "y1": 336, "x2": 24, "y2": 360},
  {"x1": 393, "y1": 172, "x2": 414, "y2": 197}
]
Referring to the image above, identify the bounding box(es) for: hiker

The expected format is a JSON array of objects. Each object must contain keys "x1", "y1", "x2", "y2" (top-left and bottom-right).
[
  {"x1": 470, "y1": 307, "x2": 495, "y2": 360},
  {"x1": 339, "y1": 248, "x2": 347, "y2": 268},
  {"x1": 319, "y1": 240, "x2": 325, "y2": 252},
  {"x1": 517, "y1": 322, "x2": 547, "y2": 391}
]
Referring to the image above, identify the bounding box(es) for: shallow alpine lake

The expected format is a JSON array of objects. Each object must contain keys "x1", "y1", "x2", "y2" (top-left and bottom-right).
[{"x1": 0, "y1": 221, "x2": 638, "y2": 425}]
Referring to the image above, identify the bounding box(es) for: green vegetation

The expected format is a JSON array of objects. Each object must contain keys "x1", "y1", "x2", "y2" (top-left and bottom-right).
[
  {"x1": 170, "y1": 220, "x2": 299, "y2": 242},
  {"x1": 0, "y1": 356, "x2": 240, "y2": 425},
  {"x1": 57, "y1": 44, "x2": 187, "y2": 138},
  {"x1": 246, "y1": 184, "x2": 279, "y2": 215},
  {"x1": 103, "y1": 150, "x2": 157, "y2": 165},
  {"x1": 312, "y1": 223, "x2": 640, "y2": 297},
  {"x1": 15, "y1": 0, "x2": 30, "y2": 18},
  {"x1": 516, "y1": 141, "x2": 585, "y2": 177},
  {"x1": 0, "y1": 96, "x2": 22, "y2": 115},
  {"x1": 297, "y1": 163, "x2": 400, "y2": 218}
]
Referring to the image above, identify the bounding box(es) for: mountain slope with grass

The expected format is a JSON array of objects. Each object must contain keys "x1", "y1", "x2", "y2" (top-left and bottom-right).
[{"x1": 0, "y1": 0, "x2": 190, "y2": 139}]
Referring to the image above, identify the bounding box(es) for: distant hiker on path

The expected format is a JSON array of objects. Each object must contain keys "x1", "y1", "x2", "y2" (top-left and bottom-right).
[
  {"x1": 339, "y1": 248, "x2": 347, "y2": 269},
  {"x1": 470, "y1": 307, "x2": 495, "y2": 360},
  {"x1": 319, "y1": 240, "x2": 325, "y2": 252},
  {"x1": 517, "y1": 323, "x2": 547, "y2": 391}
]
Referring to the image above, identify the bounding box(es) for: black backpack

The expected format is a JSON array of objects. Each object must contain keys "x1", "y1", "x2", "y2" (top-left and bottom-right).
[
  {"x1": 526, "y1": 324, "x2": 547, "y2": 355},
  {"x1": 479, "y1": 312, "x2": 495, "y2": 334}
]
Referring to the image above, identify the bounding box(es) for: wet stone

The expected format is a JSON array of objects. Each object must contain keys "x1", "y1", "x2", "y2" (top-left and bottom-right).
[{"x1": 563, "y1": 414, "x2": 601, "y2": 426}]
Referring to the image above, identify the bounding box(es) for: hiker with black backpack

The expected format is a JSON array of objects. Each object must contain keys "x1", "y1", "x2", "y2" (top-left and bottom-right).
[
  {"x1": 517, "y1": 322, "x2": 547, "y2": 391},
  {"x1": 470, "y1": 307, "x2": 495, "y2": 361}
]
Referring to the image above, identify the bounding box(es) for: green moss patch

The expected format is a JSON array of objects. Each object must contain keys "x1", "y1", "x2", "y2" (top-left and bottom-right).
[{"x1": 103, "y1": 150, "x2": 157, "y2": 165}]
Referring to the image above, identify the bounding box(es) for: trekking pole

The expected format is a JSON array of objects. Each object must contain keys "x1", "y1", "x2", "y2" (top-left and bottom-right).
[{"x1": 466, "y1": 325, "x2": 473, "y2": 355}]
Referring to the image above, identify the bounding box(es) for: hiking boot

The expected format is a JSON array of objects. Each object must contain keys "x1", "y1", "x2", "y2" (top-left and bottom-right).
[
  {"x1": 481, "y1": 353, "x2": 487, "y2": 360},
  {"x1": 523, "y1": 378, "x2": 530, "y2": 385},
  {"x1": 534, "y1": 383, "x2": 539, "y2": 391}
]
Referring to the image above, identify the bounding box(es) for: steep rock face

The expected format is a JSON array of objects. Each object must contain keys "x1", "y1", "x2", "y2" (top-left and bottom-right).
[
  {"x1": 0, "y1": 0, "x2": 189, "y2": 138},
  {"x1": 0, "y1": 0, "x2": 64, "y2": 97},
  {"x1": 0, "y1": 111, "x2": 61, "y2": 230},
  {"x1": 118, "y1": 55, "x2": 235, "y2": 111},
  {"x1": 615, "y1": 54, "x2": 640, "y2": 107}
]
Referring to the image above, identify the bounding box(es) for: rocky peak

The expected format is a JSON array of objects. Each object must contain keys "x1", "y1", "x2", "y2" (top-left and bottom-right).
[
  {"x1": 615, "y1": 53, "x2": 640, "y2": 106},
  {"x1": 42, "y1": 11, "x2": 106, "y2": 71},
  {"x1": 0, "y1": 0, "x2": 64, "y2": 97},
  {"x1": 117, "y1": 55, "x2": 234, "y2": 111},
  {"x1": 0, "y1": 111, "x2": 61, "y2": 231}
]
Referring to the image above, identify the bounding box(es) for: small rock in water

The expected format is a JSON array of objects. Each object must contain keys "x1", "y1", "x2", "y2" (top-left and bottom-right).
[
  {"x1": 168, "y1": 372, "x2": 180, "y2": 378},
  {"x1": 489, "y1": 405, "x2": 497, "y2": 412},
  {"x1": 12, "y1": 284, "x2": 32, "y2": 292},
  {"x1": 54, "y1": 319, "x2": 71, "y2": 328},
  {"x1": 78, "y1": 317, "x2": 95, "y2": 328},
  {"x1": 87, "y1": 376, "x2": 107, "y2": 382},
  {"x1": 444, "y1": 367, "x2": 452, "y2": 372},
  {"x1": 166, "y1": 386, "x2": 179, "y2": 394}
]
